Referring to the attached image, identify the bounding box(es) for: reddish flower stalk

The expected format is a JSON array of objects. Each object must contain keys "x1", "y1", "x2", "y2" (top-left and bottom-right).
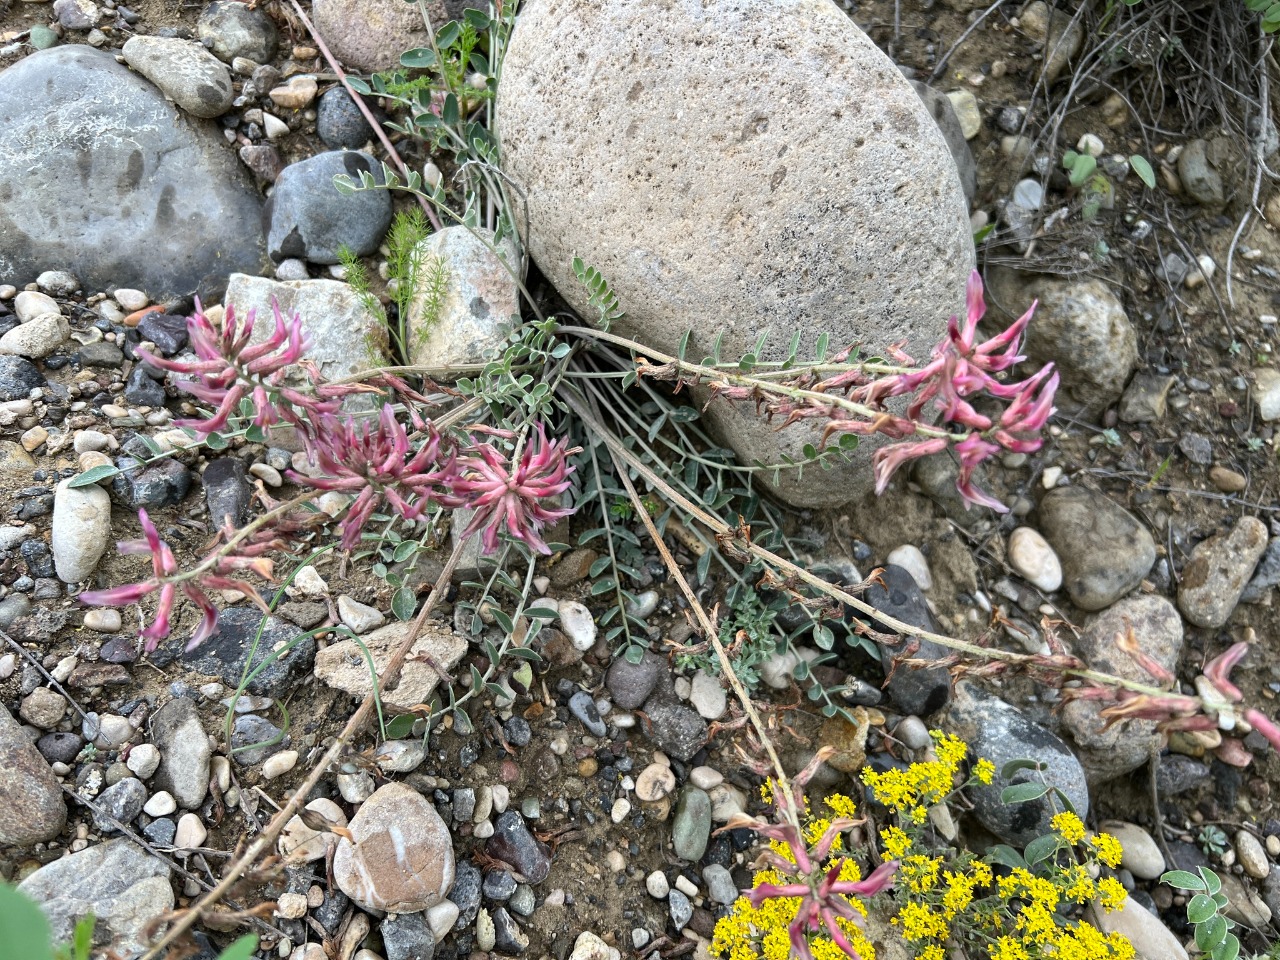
[
  {"x1": 642, "y1": 271, "x2": 1057, "y2": 512},
  {"x1": 858, "y1": 271, "x2": 1057, "y2": 509}
]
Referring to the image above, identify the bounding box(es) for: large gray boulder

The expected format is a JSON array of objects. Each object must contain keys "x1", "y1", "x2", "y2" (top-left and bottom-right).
[
  {"x1": 498, "y1": 0, "x2": 974, "y2": 508},
  {"x1": 0, "y1": 46, "x2": 263, "y2": 298}
]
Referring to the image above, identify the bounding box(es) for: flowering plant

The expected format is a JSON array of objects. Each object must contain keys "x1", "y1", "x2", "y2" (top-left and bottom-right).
[
  {"x1": 83, "y1": 301, "x2": 575, "y2": 650},
  {"x1": 864, "y1": 732, "x2": 1134, "y2": 960},
  {"x1": 626, "y1": 269, "x2": 1057, "y2": 512},
  {"x1": 712, "y1": 781, "x2": 895, "y2": 960}
]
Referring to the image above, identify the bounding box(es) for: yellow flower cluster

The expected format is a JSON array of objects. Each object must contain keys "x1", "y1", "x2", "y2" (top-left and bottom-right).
[
  {"x1": 711, "y1": 794, "x2": 877, "y2": 960},
  {"x1": 861, "y1": 731, "x2": 974, "y2": 823},
  {"x1": 869, "y1": 732, "x2": 1136, "y2": 960}
]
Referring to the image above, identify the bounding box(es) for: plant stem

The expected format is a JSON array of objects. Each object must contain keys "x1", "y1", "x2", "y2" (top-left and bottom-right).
[
  {"x1": 557, "y1": 325, "x2": 962, "y2": 442},
  {"x1": 565, "y1": 391, "x2": 1177, "y2": 703}
]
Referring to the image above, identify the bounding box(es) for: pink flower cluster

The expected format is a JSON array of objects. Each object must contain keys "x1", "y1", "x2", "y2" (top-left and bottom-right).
[
  {"x1": 684, "y1": 271, "x2": 1057, "y2": 512},
  {"x1": 85, "y1": 302, "x2": 575, "y2": 650},
  {"x1": 848, "y1": 271, "x2": 1058, "y2": 510}
]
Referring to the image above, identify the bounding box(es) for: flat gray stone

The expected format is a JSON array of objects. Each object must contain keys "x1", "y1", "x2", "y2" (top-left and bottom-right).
[
  {"x1": 0, "y1": 47, "x2": 263, "y2": 297},
  {"x1": 0, "y1": 703, "x2": 66, "y2": 845},
  {"x1": 18, "y1": 838, "x2": 173, "y2": 956}
]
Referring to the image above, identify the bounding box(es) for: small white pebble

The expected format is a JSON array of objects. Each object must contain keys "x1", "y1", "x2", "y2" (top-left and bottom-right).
[
  {"x1": 126, "y1": 743, "x2": 161, "y2": 778},
  {"x1": 674, "y1": 875, "x2": 699, "y2": 897},
  {"x1": 113, "y1": 289, "x2": 149, "y2": 312},
  {"x1": 143, "y1": 791, "x2": 177, "y2": 816},
  {"x1": 611, "y1": 798, "x2": 632, "y2": 823},
  {"x1": 886, "y1": 544, "x2": 932, "y2": 591},
  {"x1": 262, "y1": 749, "x2": 299, "y2": 780},
  {"x1": 688, "y1": 766, "x2": 723, "y2": 790},
  {"x1": 0, "y1": 654, "x2": 15, "y2": 679},
  {"x1": 249, "y1": 463, "x2": 283, "y2": 487},
  {"x1": 174, "y1": 812, "x2": 207, "y2": 848},
  {"x1": 474, "y1": 819, "x2": 495, "y2": 839},
  {"x1": 646, "y1": 870, "x2": 670, "y2": 899}
]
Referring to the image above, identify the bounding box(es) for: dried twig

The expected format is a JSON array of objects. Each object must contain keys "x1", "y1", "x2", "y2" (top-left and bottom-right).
[
  {"x1": 286, "y1": 0, "x2": 442, "y2": 231},
  {"x1": 1, "y1": 628, "x2": 90, "y2": 721}
]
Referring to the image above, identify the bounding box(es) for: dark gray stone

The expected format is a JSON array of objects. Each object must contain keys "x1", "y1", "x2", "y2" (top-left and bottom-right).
[
  {"x1": 943, "y1": 682, "x2": 1089, "y2": 847},
  {"x1": 178, "y1": 605, "x2": 317, "y2": 696},
  {"x1": 197, "y1": 0, "x2": 278, "y2": 64},
  {"x1": 567, "y1": 690, "x2": 606, "y2": 736},
  {"x1": 113, "y1": 456, "x2": 191, "y2": 508},
  {"x1": 0, "y1": 356, "x2": 45, "y2": 399},
  {"x1": 265, "y1": 151, "x2": 392, "y2": 264},
  {"x1": 37, "y1": 731, "x2": 83, "y2": 764},
  {"x1": 486, "y1": 812, "x2": 551, "y2": 884},
  {"x1": 230, "y1": 714, "x2": 289, "y2": 766},
  {"x1": 1156, "y1": 754, "x2": 1211, "y2": 796},
  {"x1": 20, "y1": 539, "x2": 54, "y2": 578},
  {"x1": 143, "y1": 816, "x2": 176, "y2": 845},
  {"x1": 1179, "y1": 432, "x2": 1213, "y2": 466},
  {"x1": 491, "y1": 907, "x2": 528, "y2": 955},
  {"x1": 0, "y1": 47, "x2": 263, "y2": 298},
  {"x1": 124, "y1": 365, "x2": 167, "y2": 407},
  {"x1": 93, "y1": 776, "x2": 147, "y2": 831},
  {"x1": 136, "y1": 312, "x2": 189, "y2": 355},
  {"x1": 202, "y1": 457, "x2": 250, "y2": 528},
  {"x1": 381, "y1": 911, "x2": 436, "y2": 960},
  {"x1": 316, "y1": 86, "x2": 379, "y2": 149},
  {"x1": 483, "y1": 869, "x2": 517, "y2": 902},
  {"x1": 1242, "y1": 537, "x2": 1280, "y2": 603},
  {"x1": 642, "y1": 699, "x2": 707, "y2": 762},
  {"x1": 862, "y1": 564, "x2": 952, "y2": 717},
  {"x1": 503, "y1": 716, "x2": 531, "y2": 747},
  {"x1": 79, "y1": 342, "x2": 124, "y2": 369},
  {"x1": 149, "y1": 697, "x2": 211, "y2": 809},
  {"x1": 313, "y1": 888, "x2": 348, "y2": 935},
  {"x1": 605, "y1": 649, "x2": 665, "y2": 709},
  {"x1": 450, "y1": 861, "x2": 482, "y2": 924},
  {"x1": 0, "y1": 703, "x2": 66, "y2": 844}
]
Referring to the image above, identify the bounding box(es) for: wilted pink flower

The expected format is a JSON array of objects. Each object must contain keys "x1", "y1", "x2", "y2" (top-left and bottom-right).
[
  {"x1": 451, "y1": 426, "x2": 576, "y2": 555},
  {"x1": 871, "y1": 438, "x2": 948, "y2": 495},
  {"x1": 954, "y1": 433, "x2": 1005, "y2": 512},
  {"x1": 80, "y1": 509, "x2": 184, "y2": 650},
  {"x1": 817, "y1": 272, "x2": 1057, "y2": 510}
]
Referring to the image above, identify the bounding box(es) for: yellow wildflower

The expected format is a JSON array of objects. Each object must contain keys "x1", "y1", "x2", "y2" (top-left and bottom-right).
[
  {"x1": 989, "y1": 936, "x2": 1030, "y2": 960},
  {"x1": 1052, "y1": 811, "x2": 1086, "y2": 844},
  {"x1": 880, "y1": 825, "x2": 912, "y2": 860},
  {"x1": 973, "y1": 758, "x2": 996, "y2": 784},
  {"x1": 1089, "y1": 832, "x2": 1124, "y2": 868},
  {"x1": 1097, "y1": 876, "x2": 1128, "y2": 912}
]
